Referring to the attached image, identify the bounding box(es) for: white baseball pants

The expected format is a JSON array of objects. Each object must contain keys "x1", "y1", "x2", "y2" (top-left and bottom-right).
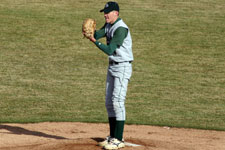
[{"x1": 105, "y1": 62, "x2": 132, "y2": 121}]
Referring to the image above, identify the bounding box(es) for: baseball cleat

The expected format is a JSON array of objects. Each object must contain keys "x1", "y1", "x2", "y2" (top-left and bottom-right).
[
  {"x1": 104, "y1": 138, "x2": 125, "y2": 150},
  {"x1": 98, "y1": 136, "x2": 112, "y2": 147}
]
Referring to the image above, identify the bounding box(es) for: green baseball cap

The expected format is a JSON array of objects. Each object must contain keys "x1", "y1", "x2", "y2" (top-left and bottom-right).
[{"x1": 100, "y1": 1, "x2": 119, "y2": 13}]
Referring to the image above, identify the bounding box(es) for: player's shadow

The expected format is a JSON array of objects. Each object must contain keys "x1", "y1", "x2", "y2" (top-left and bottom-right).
[
  {"x1": 0, "y1": 125, "x2": 67, "y2": 140},
  {"x1": 91, "y1": 137, "x2": 104, "y2": 143}
]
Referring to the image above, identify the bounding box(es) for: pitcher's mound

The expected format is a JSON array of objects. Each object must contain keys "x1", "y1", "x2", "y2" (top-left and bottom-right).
[{"x1": 0, "y1": 122, "x2": 225, "y2": 150}]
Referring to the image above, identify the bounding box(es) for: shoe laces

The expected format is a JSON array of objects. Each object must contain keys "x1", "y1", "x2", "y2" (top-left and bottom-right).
[
  {"x1": 109, "y1": 138, "x2": 121, "y2": 144},
  {"x1": 105, "y1": 136, "x2": 112, "y2": 142}
]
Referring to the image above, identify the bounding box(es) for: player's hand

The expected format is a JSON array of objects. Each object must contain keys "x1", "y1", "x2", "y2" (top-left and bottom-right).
[{"x1": 89, "y1": 36, "x2": 96, "y2": 43}]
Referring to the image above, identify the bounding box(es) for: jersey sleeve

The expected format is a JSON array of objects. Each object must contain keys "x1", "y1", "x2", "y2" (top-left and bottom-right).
[
  {"x1": 110, "y1": 27, "x2": 128, "y2": 47},
  {"x1": 94, "y1": 24, "x2": 106, "y2": 40},
  {"x1": 94, "y1": 27, "x2": 128, "y2": 56}
]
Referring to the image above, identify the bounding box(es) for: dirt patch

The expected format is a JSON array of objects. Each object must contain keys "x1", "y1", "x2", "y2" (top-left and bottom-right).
[{"x1": 0, "y1": 122, "x2": 225, "y2": 150}]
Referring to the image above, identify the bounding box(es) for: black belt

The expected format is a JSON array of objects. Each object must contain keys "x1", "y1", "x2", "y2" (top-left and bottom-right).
[{"x1": 109, "y1": 61, "x2": 132, "y2": 65}]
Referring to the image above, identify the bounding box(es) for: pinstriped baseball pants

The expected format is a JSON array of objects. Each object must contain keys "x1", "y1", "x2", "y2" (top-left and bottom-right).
[{"x1": 105, "y1": 62, "x2": 132, "y2": 121}]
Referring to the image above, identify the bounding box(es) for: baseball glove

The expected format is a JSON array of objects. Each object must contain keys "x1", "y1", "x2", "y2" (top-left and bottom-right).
[{"x1": 82, "y1": 18, "x2": 96, "y2": 39}]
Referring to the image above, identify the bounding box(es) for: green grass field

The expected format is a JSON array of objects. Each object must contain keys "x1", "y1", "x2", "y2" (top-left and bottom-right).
[{"x1": 0, "y1": 0, "x2": 225, "y2": 131}]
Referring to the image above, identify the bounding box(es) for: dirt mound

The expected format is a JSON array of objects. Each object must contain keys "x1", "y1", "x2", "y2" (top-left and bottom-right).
[{"x1": 0, "y1": 122, "x2": 225, "y2": 150}]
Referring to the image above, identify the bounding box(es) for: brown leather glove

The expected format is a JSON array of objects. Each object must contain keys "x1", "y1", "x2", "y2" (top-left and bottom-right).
[{"x1": 82, "y1": 18, "x2": 96, "y2": 39}]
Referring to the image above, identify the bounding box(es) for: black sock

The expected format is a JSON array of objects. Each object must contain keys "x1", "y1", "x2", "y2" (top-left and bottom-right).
[
  {"x1": 114, "y1": 120, "x2": 125, "y2": 141},
  {"x1": 108, "y1": 117, "x2": 116, "y2": 138}
]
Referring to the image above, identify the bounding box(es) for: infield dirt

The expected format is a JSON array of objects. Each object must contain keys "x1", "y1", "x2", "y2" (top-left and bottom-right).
[{"x1": 0, "y1": 122, "x2": 224, "y2": 150}]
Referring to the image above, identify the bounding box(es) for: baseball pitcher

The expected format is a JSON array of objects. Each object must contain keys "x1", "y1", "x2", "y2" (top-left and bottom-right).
[{"x1": 82, "y1": 2, "x2": 133, "y2": 150}]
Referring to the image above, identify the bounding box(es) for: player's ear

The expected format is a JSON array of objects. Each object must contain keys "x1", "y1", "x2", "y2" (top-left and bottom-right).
[{"x1": 114, "y1": 11, "x2": 119, "y2": 16}]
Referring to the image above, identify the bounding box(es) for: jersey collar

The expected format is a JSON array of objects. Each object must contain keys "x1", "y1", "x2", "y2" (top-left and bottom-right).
[{"x1": 111, "y1": 18, "x2": 121, "y2": 26}]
